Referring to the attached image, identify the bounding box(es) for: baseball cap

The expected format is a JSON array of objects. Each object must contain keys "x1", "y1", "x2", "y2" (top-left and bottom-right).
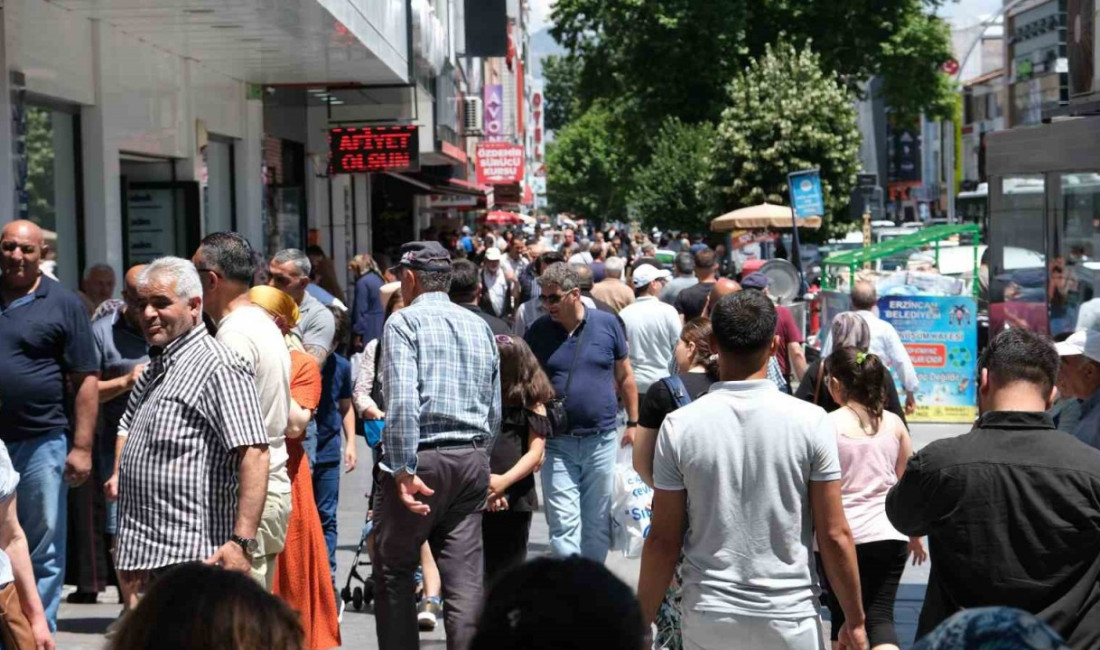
[
  {"x1": 741, "y1": 272, "x2": 771, "y2": 290},
  {"x1": 390, "y1": 241, "x2": 452, "y2": 273},
  {"x1": 632, "y1": 264, "x2": 672, "y2": 289},
  {"x1": 1055, "y1": 329, "x2": 1100, "y2": 363},
  {"x1": 484, "y1": 247, "x2": 503, "y2": 262}
]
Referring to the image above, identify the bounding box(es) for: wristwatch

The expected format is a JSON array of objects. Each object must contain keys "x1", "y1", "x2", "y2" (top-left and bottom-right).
[
  {"x1": 230, "y1": 534, "x2": 259, "y2": 557},
  {"x1": 626, "y1": 420, "x2": 639, "y2": 427}
]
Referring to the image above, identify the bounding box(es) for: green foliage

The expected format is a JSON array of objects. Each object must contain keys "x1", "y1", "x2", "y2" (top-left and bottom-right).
[
  {"x1": 545, "y1": 105, "x2": 630, "y2": 222},
  {"x1": 709, "y1": 42, "x2": 861, "y2": 235},
  {"x1": 551, "y1": 0, "x2": 954, "y2": 131},
  {"x1": 878, "y1": 13, "x2": 956, "y2": 123},
  {"x1": 24, "y1": 106, "x2": 56, "y2": 229},
  {"x1": 630, "y1": 119, "x2": 714, "y2": 233},
  {"x1": 542, "y1": 55, "x2": 582, "y2": 132}
]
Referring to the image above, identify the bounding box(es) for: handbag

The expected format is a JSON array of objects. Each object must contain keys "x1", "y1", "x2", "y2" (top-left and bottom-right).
[
  {"x1": 545, "y1": 320, "x2": 588, "y2": 437},
  {"x1": 0, "y1": 582, "x2": 35, "y2": 650}
]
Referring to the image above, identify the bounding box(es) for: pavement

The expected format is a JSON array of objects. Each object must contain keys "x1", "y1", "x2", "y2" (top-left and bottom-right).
[{"x1": 55, "y1": 422, "x2": 969, "y2": 649}]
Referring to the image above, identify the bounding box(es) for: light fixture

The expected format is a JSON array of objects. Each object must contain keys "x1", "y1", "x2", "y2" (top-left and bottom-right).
[
  {"x1": 211, "y1": 24, "x2": 243, "y2": 29},
  {"x1": 184, "y1": 9, "x2": 215, "y2": 14}
]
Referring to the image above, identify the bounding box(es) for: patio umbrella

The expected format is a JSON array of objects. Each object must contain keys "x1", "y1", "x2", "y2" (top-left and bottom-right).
[
  {"x1": 710, "y1": 202, "x2": 822, "y2": 232},
  {"x1": 483, "y1": 210, "x2": 524, "y2": 225}
]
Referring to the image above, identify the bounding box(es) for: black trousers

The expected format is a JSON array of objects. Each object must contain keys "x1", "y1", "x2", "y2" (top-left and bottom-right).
[
  {"x1": 820, "y1": 539, "x2": 909, "y2": 647},
  {"x1": 374, "y1": 446, "x2": 490, "y2": 650},
  {"x1": 482, "y1": 510, "x2": 532, "y2": 586}
]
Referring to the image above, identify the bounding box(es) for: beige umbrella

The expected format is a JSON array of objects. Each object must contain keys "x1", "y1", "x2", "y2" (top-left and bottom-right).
[{"x1": 710, "y1": 202, "x2": 822, "y2": 232}]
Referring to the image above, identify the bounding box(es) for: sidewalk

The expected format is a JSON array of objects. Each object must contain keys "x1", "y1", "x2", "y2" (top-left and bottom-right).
[{"x1": 56, "y1": 422, "x2": 967, "y2": 648}]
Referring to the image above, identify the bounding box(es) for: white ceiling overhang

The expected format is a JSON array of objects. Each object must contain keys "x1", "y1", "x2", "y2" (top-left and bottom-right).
[{"x1": 51, "y1": 0, "x2": 410, "y2": 85}]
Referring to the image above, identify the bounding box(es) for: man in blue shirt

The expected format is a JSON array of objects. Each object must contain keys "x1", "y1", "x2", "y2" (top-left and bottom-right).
[
  {"x1": 314, "y1": 309, "x2": 355, "y2": 591},
  {"x1": 0, "y1": 220, "x2": 99, "y2": 631},
  {"x1": 375, "y1": 241, "x2": 500, "y2": 650},
  {"x1": 525, "y1": 262, "x2": 640, "y2": 561}
]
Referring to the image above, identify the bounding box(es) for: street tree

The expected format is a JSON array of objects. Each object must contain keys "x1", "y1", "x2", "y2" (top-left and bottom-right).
[
  {"x1": 708, "y1": 42, "x2": 861, "y2": 236},
  {"x1": 630, "y1": 118, "x2": 714, "y2": 233},
  {"x1": 546, "y1": 105, "x2": 631, "y2": 223},
  {"x1": 550, "y1": 0, "x2": 955, "y2": 134}
]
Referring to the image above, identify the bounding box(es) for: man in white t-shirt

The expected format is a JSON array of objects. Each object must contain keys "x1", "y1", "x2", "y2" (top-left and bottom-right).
[
  {"x1": 620, "y1": 264, "x2": 681, "y2": 394},
  {"x1": 194, "y1": 232, "x2": 292, "y2": 591},
  {"x1": 638, "y1": 290, "x2": 867, "y2": 650}
]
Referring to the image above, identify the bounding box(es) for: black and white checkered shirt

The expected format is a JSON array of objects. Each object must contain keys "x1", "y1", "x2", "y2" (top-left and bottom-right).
[{"x1": 115, "y1": 324, "x2": 268, "y2": 571}]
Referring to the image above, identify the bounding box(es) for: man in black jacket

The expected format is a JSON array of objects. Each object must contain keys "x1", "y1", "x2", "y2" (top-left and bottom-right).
[{"x1": 886, "y1": 328, "x2": 1100, "y2": 647}]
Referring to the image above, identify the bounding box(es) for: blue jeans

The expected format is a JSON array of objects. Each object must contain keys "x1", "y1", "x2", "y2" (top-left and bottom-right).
[
  {"x1": 313, "y1": 460, "x2": 340, "y2": 587},
  {"x1": 7, "y1": 432, "x2": 68, "y2": 633},
  {"x1": 540, "y1": 429, "x2": 618, "y2": 562}
]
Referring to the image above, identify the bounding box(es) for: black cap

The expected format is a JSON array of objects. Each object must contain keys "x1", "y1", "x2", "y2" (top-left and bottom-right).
[{"x1": 391, "y1": 241, "x2": 452, "y2": 273}]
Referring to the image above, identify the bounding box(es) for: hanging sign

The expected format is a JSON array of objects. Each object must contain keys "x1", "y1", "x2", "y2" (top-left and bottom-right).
[
  {"x1": 476, "y1": 142, "x2": 525, "y2": 185},
  {"x1": 329, "y1": 125, "x2": 420, "y2": 174}
]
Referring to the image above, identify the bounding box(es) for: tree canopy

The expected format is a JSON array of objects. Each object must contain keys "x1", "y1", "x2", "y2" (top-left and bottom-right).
[
  {"x1": 630, "y1": 118, "x2": 714, "y2": 233},
  {"x1": 709, "y1": 42, "x2": 862, "y2": 238}
]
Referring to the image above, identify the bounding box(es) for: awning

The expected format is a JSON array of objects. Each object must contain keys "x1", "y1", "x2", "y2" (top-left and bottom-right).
[{"x1": 710, "y1": 203, "x2": 822, "y2": 232}]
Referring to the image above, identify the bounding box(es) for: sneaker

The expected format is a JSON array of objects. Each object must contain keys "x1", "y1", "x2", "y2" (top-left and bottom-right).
[{"x1": 417, "y1": 598, "x2": 441, "y2": 632}]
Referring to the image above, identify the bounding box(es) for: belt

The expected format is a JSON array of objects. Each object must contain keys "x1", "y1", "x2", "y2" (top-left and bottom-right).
[{"x1": 417, "y1": 437, "x2": 489, "y2": 452}]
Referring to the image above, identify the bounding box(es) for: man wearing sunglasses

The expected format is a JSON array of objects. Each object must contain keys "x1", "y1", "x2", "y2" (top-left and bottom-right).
[{"x1": 525, "y1": 263, "x2": 639, "y2": 562}]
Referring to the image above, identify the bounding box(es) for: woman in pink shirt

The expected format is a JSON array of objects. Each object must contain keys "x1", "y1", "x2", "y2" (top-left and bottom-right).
[{"x1": 822, "y1": 347, "x2": 927, "y2": 650}]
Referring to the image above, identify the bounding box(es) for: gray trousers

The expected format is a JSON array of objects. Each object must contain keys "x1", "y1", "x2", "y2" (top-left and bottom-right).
[{"x1": 374, "y1": 445, "x2": 490, "y2": 650}]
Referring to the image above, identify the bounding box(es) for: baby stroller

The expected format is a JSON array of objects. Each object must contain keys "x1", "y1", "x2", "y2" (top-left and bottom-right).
[
  {"x1": 340, "y1": 516, "x2": 375, "y2": 611},
  {"x1": 341, "y1": 449, "x2": 384, "y2": 612}
]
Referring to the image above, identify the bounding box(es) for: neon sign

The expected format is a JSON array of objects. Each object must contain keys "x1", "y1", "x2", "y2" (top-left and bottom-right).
[{"x1": 329, "y1": 126, "x2": 420, "y2": 174}]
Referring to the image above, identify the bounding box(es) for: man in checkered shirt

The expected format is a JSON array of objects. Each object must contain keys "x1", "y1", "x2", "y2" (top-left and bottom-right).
[
  {"x1": 114, "y1": 257, "x2": 270, "y2": 584},
  {"x1": 374, "y1": 241, "x2": 501, "y2": 650}
]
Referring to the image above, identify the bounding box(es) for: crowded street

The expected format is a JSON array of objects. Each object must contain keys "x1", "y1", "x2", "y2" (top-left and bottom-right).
[
  {"x1": 55, "y1": 423, "x2": 967, "y2": 649},
  {"x1": 2, "y1": 0, "x2": 1100, "y2": 649}
]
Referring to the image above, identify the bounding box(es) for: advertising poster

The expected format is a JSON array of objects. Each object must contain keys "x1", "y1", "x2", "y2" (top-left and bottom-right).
[
  {"x1": 788, "y1": 169, "x2": 825, "y2": 218},
  {"x1": 476, "y1": 142, "x2": 525, "y2": 185},
  {"x1": 126, "y1": 188, "x2": 176, "y2": 264},
  {"x1": 877, "y1": 295, "x2": 978, "y2": 424}
]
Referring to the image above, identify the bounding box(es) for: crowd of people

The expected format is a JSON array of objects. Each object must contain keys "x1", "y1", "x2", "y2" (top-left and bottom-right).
[{"x1": 0, "y1": 216, "x2": 1098, "y2": 650}]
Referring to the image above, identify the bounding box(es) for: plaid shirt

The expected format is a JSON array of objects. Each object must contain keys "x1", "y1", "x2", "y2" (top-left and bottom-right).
[
  {"x1": 115, "y1": 325, "x2": 268, "y2": 570},
  {"x1": 767, "y1": 356, "x2": 789, "y2": 393},
  {"x1": 380, "y1": 292, "x2": 501, "y2": 475}
]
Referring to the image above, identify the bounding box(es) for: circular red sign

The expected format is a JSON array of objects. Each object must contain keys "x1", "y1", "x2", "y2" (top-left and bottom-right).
[{"x1": 942, "y1": 58, "x2": 959, "y2": 75}]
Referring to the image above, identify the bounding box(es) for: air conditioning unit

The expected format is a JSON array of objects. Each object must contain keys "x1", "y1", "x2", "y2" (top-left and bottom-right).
[
  {"x1": 464, "y1": 96, "x2": 484, "y2": 135},
  {"x1": 1068, "y1": 0, "x2": 1097, "y2": 101}
]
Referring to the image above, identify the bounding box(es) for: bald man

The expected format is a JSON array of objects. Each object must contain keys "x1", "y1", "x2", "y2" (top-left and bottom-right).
[
  {"x1": 0, "y1": 220, "x2": 99, "y2": 630},
  {"x1": 703, "y1": 278, "x2": 790, "y2": 393},
  {"x1": 86, "y1": 265, "x2": 149, "y2": 610}
]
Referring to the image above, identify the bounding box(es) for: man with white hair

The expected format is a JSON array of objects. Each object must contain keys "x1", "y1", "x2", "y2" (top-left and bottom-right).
[
  {"x1": 114, "y1": 257, "x2": 270, "y2": 588},
  {"x1": 268, "y1": 248, "x2": 335, "y2": 367},
  {"x1": 1055, "y1": 328, "x2": 1100, "y2": 451},
  {"x1": 590, "y1": 256, "x2": 635, "y2": 313}
]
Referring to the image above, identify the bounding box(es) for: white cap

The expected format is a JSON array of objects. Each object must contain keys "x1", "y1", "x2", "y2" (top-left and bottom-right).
[
  {"x1": 632, "y1": 263, "x2": 671, "y2": 289},
  {"x1": 1055, "y1": 329, "x2": 1100, "y2": 363},
  {"x1": 484, "y1": 247, "x2": 502, "y2": 262}
]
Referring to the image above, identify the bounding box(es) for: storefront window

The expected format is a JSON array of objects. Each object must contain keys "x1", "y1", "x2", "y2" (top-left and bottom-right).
[
  {"x1": 262, "y1": 137, "x2": 306, "y2": 256},
  {"x1": 203, "y1": 138, "x2": 235, "y2": 234},
  {"x1": 23, "y1": 105, "x2": 79, "y2": 288}
]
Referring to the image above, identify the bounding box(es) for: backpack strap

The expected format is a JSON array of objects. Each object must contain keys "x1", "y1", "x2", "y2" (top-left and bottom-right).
[{"x1": 662, "y1": 375, "x2": 693, "y2": 410}]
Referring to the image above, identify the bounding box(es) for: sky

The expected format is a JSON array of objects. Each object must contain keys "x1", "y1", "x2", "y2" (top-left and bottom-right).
[{"x1": 527, "y1": 0, "x2": 1006, "y2": 35}]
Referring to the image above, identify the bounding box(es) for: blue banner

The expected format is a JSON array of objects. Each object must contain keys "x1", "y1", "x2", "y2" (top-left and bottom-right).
[
  {"x1": 788, "y1": 169, "x2": 825, "y2": 219},
  {"x1": 877, "y1": 295, "x2": 978, "y2": 424}
]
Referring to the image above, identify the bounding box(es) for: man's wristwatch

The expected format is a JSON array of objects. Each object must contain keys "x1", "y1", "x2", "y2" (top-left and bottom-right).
[
  {"x1": 626, "y1": 420, "x2": 639, "y2": 427},
  {"x1": 230, "y1": 534, "x2": 259, "y2": 557}
]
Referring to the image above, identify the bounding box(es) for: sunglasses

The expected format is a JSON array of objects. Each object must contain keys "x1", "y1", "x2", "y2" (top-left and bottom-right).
[{"x1": 539, "y1": 293, "x2": 568, "y2": 305}]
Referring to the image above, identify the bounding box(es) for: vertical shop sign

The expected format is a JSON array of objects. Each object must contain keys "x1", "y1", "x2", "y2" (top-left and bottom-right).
[{"x1": 484, "y1": 84, "x2": 504, "y2": 139}]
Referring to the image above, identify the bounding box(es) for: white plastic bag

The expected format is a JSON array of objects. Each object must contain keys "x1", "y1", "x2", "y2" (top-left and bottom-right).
[{"x1": 610, "y1": 444, "x2": 652, "y2": 558}]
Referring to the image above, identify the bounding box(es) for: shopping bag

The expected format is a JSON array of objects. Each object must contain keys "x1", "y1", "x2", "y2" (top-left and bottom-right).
[{"x1": 610, "y1": 444, "x2": 652, "y2": 558}]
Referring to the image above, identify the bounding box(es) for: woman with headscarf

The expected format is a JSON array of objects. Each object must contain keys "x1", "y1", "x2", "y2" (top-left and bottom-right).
[
  {"x1": 349, "y1": 253, "x2": 386, "y2": 353},
  {"x1": 795, "y1": 313, "x2": 908, "y2": 424},
  {"x1": 249, "y1": 285, "x2": 340, "y2": 649}
]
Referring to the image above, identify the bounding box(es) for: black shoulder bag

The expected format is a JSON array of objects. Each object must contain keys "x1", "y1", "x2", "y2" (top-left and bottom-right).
[{"x1": 545, "y1": 321, "x2": 588, "y2": 438}]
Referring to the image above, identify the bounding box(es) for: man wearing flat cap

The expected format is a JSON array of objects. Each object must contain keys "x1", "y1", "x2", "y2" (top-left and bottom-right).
[{"x1": 374, "y1": 241, "x2": 501, "y2": 650}]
